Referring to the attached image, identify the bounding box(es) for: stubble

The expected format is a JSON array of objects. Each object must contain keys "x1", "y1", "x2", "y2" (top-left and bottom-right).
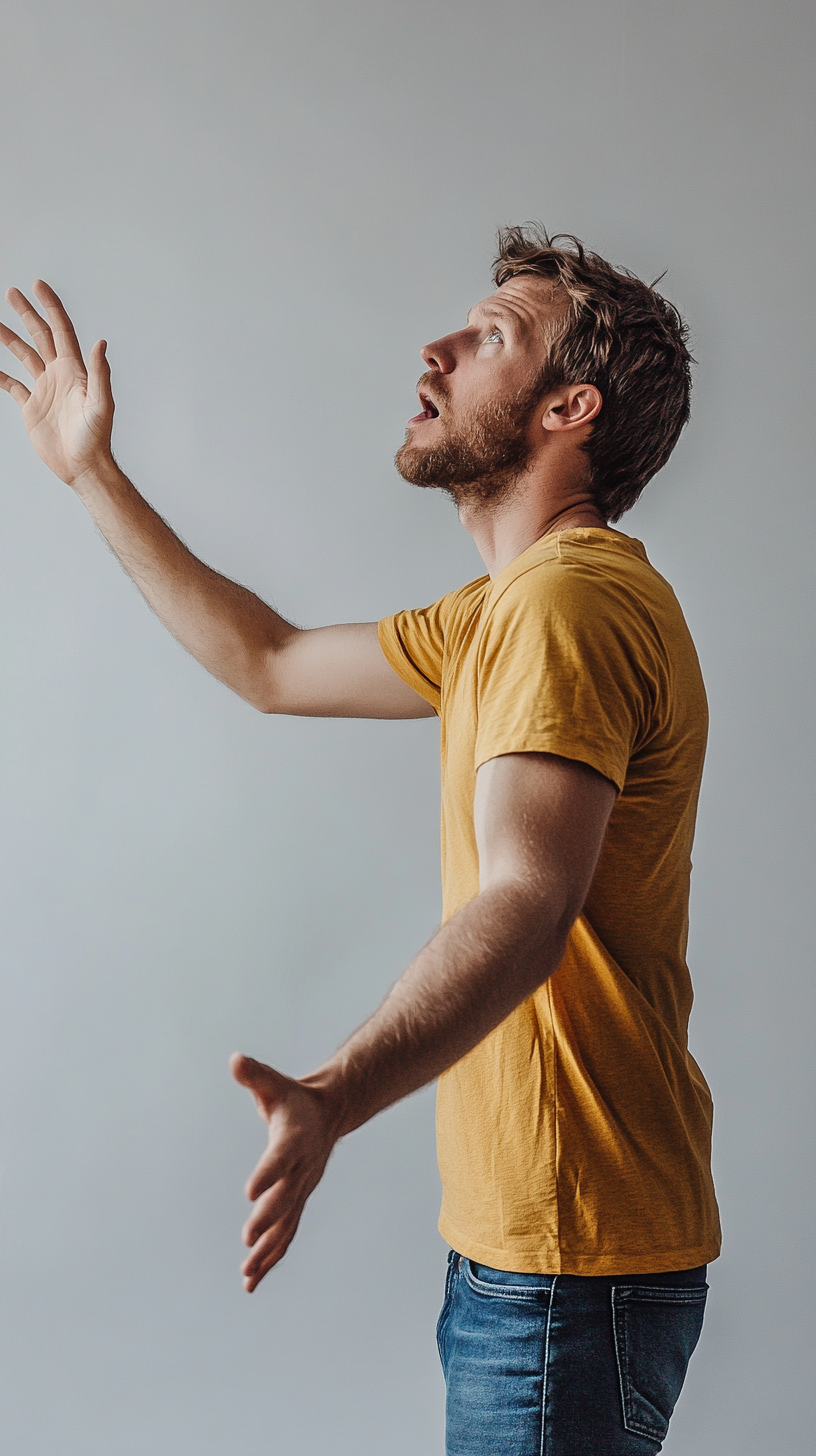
[{"x1": 394, "y1": 373, "x2": 544, "y2": 507}]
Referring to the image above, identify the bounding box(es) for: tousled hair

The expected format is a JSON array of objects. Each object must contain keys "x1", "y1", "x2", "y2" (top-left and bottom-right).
[{"x1": 493, "y1": 225, "x2": 693, "y2": 520}]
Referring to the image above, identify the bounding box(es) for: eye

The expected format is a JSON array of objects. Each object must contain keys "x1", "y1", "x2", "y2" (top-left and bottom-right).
[{"x1": 483, "y1": 328, "x2": 503, "y2": 344}]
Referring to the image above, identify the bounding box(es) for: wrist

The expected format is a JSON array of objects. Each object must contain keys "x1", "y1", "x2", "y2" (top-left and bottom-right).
[
  {"x1": 301, "y1": 1056, "x2": 362, "y2": 1141},
  {"x1": 71, "y1": 452, "x2": 124, "y2": 502}
]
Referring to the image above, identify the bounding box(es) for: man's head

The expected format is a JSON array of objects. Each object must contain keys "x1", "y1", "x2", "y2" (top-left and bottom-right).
[{"x1": 395, "y1": 226, "x2": 693, "y2": 522}]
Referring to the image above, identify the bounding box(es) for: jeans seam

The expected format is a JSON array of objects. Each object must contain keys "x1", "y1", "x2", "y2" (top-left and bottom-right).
[
  {"x1": 539, "y1": 1274, "x2": 556, "y2": 1456},
  {"x1": 443, "y1": 1250, "x2": 457, "y2": 1303},
  {"x1": 612, "y1": 1287, "x2": 633, "y2": 1434},
  {"x1": 463, "y1": 1260, "x2": 550, "y2": 1300},
  {"x1": 546, "y1": 979, "x2": 562, "y2": 1256},
  {"x1": 615, "y1": 1285, "x2": 707, "y2": 1304},
  {"x1": 436, "y1": 1253, "x2": 459, "y2": 1368},
  {"x1": 612, "y1": 1285, "x2": 707, "y2": 1440}
]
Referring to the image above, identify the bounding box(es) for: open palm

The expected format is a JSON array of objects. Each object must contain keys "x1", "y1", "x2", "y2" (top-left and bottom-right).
[
  {"x1": 0, "y1": 280, "x2": 114, "y2": 487},
  {"x1": 231, "y1": 1053, "x2": 342, "y2": 1292}
]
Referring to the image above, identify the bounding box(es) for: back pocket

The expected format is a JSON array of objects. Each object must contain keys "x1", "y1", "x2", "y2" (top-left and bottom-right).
[{"x1": 612, "y1": 1284, "x2": 707, "y2": 1443}]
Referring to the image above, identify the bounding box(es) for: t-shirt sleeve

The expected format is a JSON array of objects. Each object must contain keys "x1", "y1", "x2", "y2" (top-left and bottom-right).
[
  {"x1": 378, "y1": 594, "x2": 453, "y2": 714},
  {"x1": 474, "y1": 563, "x2": 652, "y2": 792}
]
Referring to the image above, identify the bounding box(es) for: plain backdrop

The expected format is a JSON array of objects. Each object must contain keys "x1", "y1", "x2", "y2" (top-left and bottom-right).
[{"x1": 0, "y1": 2, "x2": 814, "y2": 1452}]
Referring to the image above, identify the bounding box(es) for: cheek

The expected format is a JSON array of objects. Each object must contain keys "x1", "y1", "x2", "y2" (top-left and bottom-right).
[
  {"x1": 451, "y1": 368, "x2": 501, "y2": 415},
  {"x1": 460, "y1": 367, "x2": 525, "y2": 419}
]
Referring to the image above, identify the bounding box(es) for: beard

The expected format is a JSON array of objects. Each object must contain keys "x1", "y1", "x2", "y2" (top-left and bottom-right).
[{"x1": 394, "y1": 372, "x2": 544, "y2": 507}]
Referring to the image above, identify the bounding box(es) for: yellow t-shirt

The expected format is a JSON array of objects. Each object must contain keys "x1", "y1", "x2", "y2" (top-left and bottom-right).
[{"x1": 378, "y1": 527, "x2": 721, "y2": 1275}]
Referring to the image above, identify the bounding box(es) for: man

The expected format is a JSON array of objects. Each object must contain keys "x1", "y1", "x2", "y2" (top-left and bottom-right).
[{"x1": 1, "y1": 227, "x2": 720, "y2": 1455}]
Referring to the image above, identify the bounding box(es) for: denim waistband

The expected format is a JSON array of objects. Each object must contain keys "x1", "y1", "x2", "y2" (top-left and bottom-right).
[{"x1": 464, "y1": 1257, "x2": 708, "y2": 1289}]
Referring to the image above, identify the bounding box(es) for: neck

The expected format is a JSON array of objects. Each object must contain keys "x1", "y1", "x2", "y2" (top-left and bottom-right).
[{"x1": 458, "y1": 473, "x2": 608, "y2": 577}]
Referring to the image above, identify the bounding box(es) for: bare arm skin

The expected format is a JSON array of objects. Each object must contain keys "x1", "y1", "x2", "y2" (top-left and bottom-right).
[
  {"x1": 2, "y1": 286, "x2": 617, "y2": 1293},
  {"x1": 0, "y1": 282, "x2": 432, "y2": 719},
  {"x1": 232, "y1": 751, "x2": 617, "y2": 1291}
]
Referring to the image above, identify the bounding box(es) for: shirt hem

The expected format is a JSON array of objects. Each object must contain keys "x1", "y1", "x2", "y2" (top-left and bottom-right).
[
  {"x1": 474, "y1": 732, "x2": 626, "y2": 793},
  {"x1": 437, "y1": 1215, "x2": 721, "y2": 1276},
  {"x1": 377, "y1": 617, "x2": 441, "y2": 713}
]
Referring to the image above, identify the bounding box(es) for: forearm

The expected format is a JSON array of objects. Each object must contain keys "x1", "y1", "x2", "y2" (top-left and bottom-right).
[
  {"x1": 306, "y1": 879, "x2": 573, "y2": 1137},
  {"x1": 74, "y1": 457, "x2": 294, "y2": 706},
  {"x1": 232, "y1": 754, "x2": 614, "y2": 1289}
]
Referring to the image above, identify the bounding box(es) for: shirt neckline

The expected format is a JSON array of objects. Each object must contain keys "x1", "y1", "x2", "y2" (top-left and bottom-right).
[{"x1": 487, "y1": 527, "x2": 648, "y2": 592}]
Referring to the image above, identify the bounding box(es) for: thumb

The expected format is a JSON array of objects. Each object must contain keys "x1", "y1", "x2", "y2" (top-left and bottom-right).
[
  {"x1": 230, "y1": 1053, "x2": 288, "y2": 1119},
  {"x1": 86, "y1": 339, "x2": 113, "y2": 414}
]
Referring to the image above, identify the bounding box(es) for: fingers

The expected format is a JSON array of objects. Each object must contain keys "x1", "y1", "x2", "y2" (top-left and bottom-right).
[
  {"x1": 231, "y1": 1053, "x2": 334, "y2": 1290},
  {"x1": 239, "y1": 1150, "x2": 306, "y2": 1291},
  {"x1": 241, "y1": 1162, "x2": 306, "y2": 1291},
  {"x1": 0, "y1": 368, "x2": 31, "y2": 407},
  {"x1": 242, "y1": 1171, "x2": 296, "y2": 1245},
  {"x1": 241, "y1": 1211, "x2": 302, "y2": 1292},
  {"x1": 6, "y1": 287, "x2": 57, "y2": 364},
  {"x1": 32, "y1": 280, "x2": 84, "y2": 361},
  {"x1": 0, "y1": 320, "x2": 46, "y2": 381},
  {"x1": 5, "y1": 280, "x2": 86, "y2": 366},
  {"x1": 245, "y1": 1138, "x2": 291, "y2": 1202}
]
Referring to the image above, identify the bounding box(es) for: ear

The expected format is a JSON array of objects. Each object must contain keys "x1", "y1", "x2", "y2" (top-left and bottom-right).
[{"x1": 541, "y1": 383, "x2": 602, "y2": 433}]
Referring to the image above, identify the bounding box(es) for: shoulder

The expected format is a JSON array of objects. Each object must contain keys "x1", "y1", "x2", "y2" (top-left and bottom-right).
[
  {"x1": 386, "y1": 572, "x2": 490, "y2": 644},
  {"x1": 483, "y1": 529, "x2": 683, "y2": 643},
  {"x1": 492, "y1": 529, "x2": 658, "y2": 604},
  {"x1": 378, "y1": 573, "x2": 490, "y2": 705}
]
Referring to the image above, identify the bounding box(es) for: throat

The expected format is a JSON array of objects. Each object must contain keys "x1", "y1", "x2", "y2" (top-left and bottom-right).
[{"x1": 463, "y1": 496, "x2": 609, "y2": 578}]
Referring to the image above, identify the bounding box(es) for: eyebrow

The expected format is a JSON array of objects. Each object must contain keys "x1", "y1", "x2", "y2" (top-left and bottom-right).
[{"x1": 465, "y1": 302, "x2": 514, "y2": 328}]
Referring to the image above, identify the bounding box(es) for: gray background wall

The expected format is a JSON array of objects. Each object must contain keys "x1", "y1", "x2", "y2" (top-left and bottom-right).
[{"x1": 0, "y1": 1, "x2": 813, "y2": 1451}]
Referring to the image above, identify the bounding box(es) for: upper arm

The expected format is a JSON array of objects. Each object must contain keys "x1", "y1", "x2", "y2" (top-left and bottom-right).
[
  {"x1": 474, "y1": 566, "x2": 648, "y2": 793},
  {"x1": 263, "y1": 621, "x2": 437, "y2": 718},
  {"x1": 474, "y1": 752, "x2": 617, "y2": 927}
]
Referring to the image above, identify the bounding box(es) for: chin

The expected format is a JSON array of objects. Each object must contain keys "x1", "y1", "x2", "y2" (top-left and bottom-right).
[{"x1": 394, "y1": 440, "x2": 439, "y2": 487}]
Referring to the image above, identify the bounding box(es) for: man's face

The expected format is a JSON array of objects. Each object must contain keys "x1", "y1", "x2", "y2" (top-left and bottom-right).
[{"x1": 395, "y1": 274, "x2": 568, "y2": 505}]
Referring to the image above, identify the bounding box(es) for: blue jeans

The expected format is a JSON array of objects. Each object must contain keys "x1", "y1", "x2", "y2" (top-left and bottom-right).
[{"x1": 437, "y1": 1251, "x2": 707, "y2": 1455}]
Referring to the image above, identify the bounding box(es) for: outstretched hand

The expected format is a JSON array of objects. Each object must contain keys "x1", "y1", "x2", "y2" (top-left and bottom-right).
[
  {"x1": 0, "y1": 281, "x2": 114, "y2": 488},
  {"x1": 230, "y1": 1053, "x2": 344, "y2": 1292}
]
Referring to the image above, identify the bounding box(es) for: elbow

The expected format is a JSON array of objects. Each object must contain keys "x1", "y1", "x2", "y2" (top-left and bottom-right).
[
  {"x1": 240, "y1": 648, "x2": 290, "y2": 714},
  {"x1": 505, "y1": 878, "x2": 583, "y2": 979},
  {"x1": 547, "y1": 888, "x2": 586, "y2": 960},
  {"x1": 247, "y1": 631, "x2": 303, "y2": 714},
  {"x1": 248, "y1": 688, "x2": 285, "y2": 715}
]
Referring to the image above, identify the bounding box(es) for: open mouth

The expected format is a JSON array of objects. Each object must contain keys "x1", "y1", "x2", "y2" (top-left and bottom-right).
[{"x1": 409, "y1": 391, "x2": 440, "y2": 424}]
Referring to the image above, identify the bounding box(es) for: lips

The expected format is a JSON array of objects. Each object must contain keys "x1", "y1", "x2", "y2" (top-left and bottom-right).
[{"x1": 408, "y1": 391, "x2": 441, "y2": 425}]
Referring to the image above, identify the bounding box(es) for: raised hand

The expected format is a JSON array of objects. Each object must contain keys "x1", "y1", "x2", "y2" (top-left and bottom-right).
[
  {"x1": 0, "y1": 281, "x2": 114, "y2": 488},
  {"x1": 230, "y1": 1053, "x2": 344, "y2": 1292}
]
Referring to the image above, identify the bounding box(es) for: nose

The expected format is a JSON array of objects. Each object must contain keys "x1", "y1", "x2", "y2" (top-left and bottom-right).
[{"x1": 421, "y1": 334, "x2": 456, "y2": 373}]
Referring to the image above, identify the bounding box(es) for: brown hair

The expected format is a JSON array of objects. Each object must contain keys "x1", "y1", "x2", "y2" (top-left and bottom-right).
[{"x1": 493, "y1": 225, "x2": 693, "y2": 521}]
